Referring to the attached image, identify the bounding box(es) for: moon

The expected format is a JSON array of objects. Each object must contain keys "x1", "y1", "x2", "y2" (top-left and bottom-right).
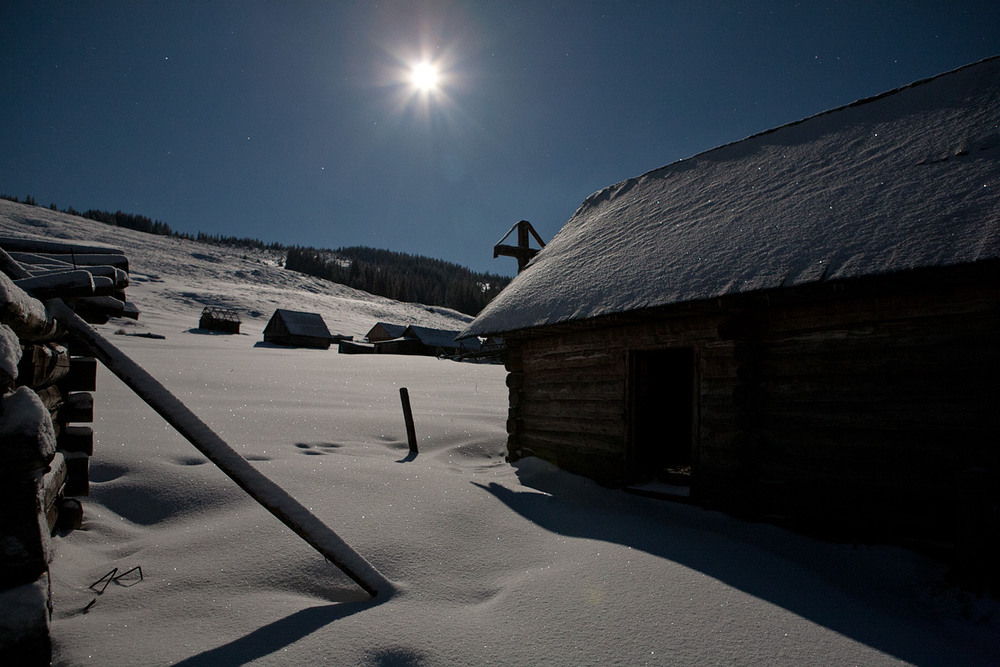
[{"x1": 410, "y1": 61, "x2": 440, "y2": 92}]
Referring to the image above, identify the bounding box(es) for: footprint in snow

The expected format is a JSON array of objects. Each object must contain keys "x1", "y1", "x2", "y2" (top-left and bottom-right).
[
  {"x1": 294, "y1": 442, "x2": 343, "y2": 455},
  {"x1": 173, "y1": 456, "x2": 208, "y2": 467}
]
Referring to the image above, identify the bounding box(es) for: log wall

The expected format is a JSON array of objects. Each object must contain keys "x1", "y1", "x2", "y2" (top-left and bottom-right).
[
  {"x1": 746, "y1": 279, "x2": 1000, "y2": 549},
  {"x1": 505, "y1": 310, "x2": 731, "y2": 485},
  {"x1": 504, "y1": 269, "x2": 1000, "y2": 568}
]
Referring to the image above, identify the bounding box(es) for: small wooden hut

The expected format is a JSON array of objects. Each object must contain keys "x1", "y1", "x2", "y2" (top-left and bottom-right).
[
  {"x1": 199, "y1": 306, "x2": 241, "y2": 334},
  {"x1": 262, "y1": 309, "x2": 334, "y2": 349},
  {"x1": 364, "y1": 322, "x2": 407, "y2": 343},
  {"x1": 460, "y1": 57, "x2": 1000, "y2": 577},
  {"x1": 374, "y1": 325, "x2": 482, "y2": 357}
]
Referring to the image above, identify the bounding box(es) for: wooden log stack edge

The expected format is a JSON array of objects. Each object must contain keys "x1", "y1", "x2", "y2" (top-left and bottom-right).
[{"x1": 1, "y1": 238, "x2": 136, "y2": 662}]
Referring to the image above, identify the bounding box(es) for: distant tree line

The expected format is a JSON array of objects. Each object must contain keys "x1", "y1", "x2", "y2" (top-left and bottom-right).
[
  {"x1": 2, "y1": 193, "x2": 511, "y2": 314},
  {"x1": 3, "y1": 192, "x2": 176, "y2": 237},
  {"x1": 286, "y1": 246, "x2": 511, "y2": 315},
  {"x1": 0, "y1": 193, "x2": 284, "y2": 251}
]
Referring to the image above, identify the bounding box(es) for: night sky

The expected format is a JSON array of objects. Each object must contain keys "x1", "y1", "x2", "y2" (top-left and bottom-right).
[{"x1": 3, "y1": 1, "x2": 998, "y2": 275}]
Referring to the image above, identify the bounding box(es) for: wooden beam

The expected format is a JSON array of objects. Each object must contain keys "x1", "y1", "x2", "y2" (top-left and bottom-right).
[{"x1": 494, "y1": 220, "x2": 545, "y2": 273}]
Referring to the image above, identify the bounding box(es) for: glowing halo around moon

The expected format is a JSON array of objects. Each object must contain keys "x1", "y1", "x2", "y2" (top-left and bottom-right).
[{"x1": 385, "y1": 48, "x2": 461, "y2": 119}]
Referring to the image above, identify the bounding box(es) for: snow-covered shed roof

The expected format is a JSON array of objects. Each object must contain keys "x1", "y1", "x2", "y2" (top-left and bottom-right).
[
  {"x1": 403, "y1": 325, "x2": 480, "y2": 351},
  {"x1": 366, "y1": 322, "x2": 407, "y2": 342},
  {"x1": 200, "y1": 306, "x2": 241, "y2": 323},
  {"x1": 462, "y1": 56, "x2": 1000, "y2": 338},
  {"x1": 268, "y1": 309, "x2": 332, "y2": 339}
]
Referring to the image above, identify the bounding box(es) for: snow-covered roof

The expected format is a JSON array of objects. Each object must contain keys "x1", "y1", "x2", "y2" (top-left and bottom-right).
[
  {"x1": 200, "y1": 306, "x2": 241, "y2": 323},
  {"x1": 462, "y1": 56, "x2": 1000, "y2": 338},
  {"x1": 270, "y1": 309, "x2": 332, "y2": 339},
  {"x1": 366, "y1": 322, "x2": 407, "y2": 341},
  {"x1": 403, "y1": 324, "x2": 478, "y2": 350}
]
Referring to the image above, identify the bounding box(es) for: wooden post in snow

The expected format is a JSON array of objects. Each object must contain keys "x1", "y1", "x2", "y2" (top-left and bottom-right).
[
  {"x1": 48, "y1": 301, "x2": 395, "y2": 599},
  {"x1": 399, "y1": 387, "x2": 418, "y2": 454}
]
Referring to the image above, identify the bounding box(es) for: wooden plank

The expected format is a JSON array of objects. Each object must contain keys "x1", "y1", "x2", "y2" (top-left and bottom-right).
[
  {"x1": 517, "y1": 427, "x2": 622, "y2": 452},
  {"x1": 763, "y1": 383, "x2": 999, "y2": 406},
  {"x1": 30, "y1": 252, "x2": 128, "y2": 271},
  {"x1": 697, "y1": 405, "x2": 741, "y2": 428},
  {"x1": 523, "y1": 347, "x2": 622, "y2": 365},
  {"x1": 58, "y1": 392, "x2": 94, "y2": 424},
  {"x1": 520, "y1": 413, "x2": 624, "y2": 438},
  {"x1": 699, "y1": 378, "x2": 739, "y2": 401},
  {"x1": 58, "y1": 425, "x2": 94, "y2": 455},
  {"x1": 696, "y1": 440, "x2": 743, "y2": 468},
  {"x1": 522, "y1": 337, "x2": 619, "y2": 358},
  {"x1": 755, "y1": 443, "x2": 992, "y2": 485},
  {"x1": 0, "y1": 237, "x2": 126, "y2": 256},
  {"x1": 753, "y1": 464, "x2": 949, "y2": 505},
  {"x1": 758, "y1": 377, "x2": 998, "y2": 402},
  {"x1": 62, "y1": 452, "x2": 90, "y2": 497},
  {"x1": 12, "y1": 261, "x2": 128, "y2": 288},
  {"x1": 505, "y1": 372, "x2": 524, "y2": 389},
  {"x1": 14, "y1": 270, "x2": 98, "y2": 300},
  {"x1": 7, "y1": 251, "x2": 75, "y2": 267},
  {"x1": 521, "y1": 379, "x2": 625, "y2": 402},
  {"x1": 71, "y1": 295, "x2": 127, "y2": 321},
  {"x1": 60, "y1": 357, "x2": 97, "y2": 392},
  {"x1": 519, "y1": 319, "x2": 721, "y2": 358},
  {"x1": 524, "y1": 367, "x2": 624, "y2": 385},
  {"x1": 759, "y1": 331, "x2": 999, "y2": 363},
  {"x1": 517, "y1": 418, "x2": 624, "y2": 447},
  {"x1": 700, "y1": 356, "x2": 739, "y2": 381},
  {"x1": 516, "y1": 432, "x2": 624, "y2": 466},
  {"x1": 522, "y1": 354, "x2": 622, "y2": 376},
  {"x1": 549, "y1": 452, "x2": 626, "y2": 485},
  {"x1": 518, "y1": 398, "x2": 623, "y2": 421},
  {"x1": 760, "y1": 281, "x2": 1000, "y2": 336}
]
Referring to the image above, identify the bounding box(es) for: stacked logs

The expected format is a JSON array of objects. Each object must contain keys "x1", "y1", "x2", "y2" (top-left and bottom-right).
[{"x1": 0, "y1": 237, "x2": 136, "y2": 663}]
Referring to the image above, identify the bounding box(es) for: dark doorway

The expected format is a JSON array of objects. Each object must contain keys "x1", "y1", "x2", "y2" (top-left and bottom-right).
[{"x1": 628, "y1": 349, "x2": 695, "y2": 486}]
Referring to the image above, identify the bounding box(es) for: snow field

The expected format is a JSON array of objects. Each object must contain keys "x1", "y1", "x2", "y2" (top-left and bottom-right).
[
  {"x1": 47, "y1": 320, "x2": 998, "y2": 665},
  {"x1": 2, "y1": 199, "x2": 996, "y2": 664}
]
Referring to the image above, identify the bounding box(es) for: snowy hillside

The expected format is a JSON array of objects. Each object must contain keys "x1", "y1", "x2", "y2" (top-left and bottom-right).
[
  {"x1": 0, "y1": 199, "x2": 473, "y2": 340},
  {"x1": 1, "y1": 198, "x2": 998, "y2": 665}
]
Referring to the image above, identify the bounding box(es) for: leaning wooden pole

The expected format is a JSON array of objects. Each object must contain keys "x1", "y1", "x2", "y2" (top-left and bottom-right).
[{"x1": 48, "y1": 300, "x2": 395, "y2": 599}]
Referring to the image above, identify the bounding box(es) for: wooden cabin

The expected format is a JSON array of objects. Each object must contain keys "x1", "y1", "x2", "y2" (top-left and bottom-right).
[
  {"x1": 403, "y1": 325, "x2": 480, "y2": 357},
  {"x1": 375, "y1": 325, "x2": 482, "y2": 357},
  {"x1": 199, "y1": 306, "x2": 241, "y2": 334},
  {"x1": 262, "y1": 309, "x2": 335, "y2": 349},
  {"x1": 460, "y1": 58, "x2": 1000, "y2": 576},
  {"x1": 364, "y1": 322, "x2": 407, "y2": 343}
]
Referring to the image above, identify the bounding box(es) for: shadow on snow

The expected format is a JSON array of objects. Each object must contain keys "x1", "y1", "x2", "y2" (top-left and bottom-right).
[
  {"x1": 473, "y1": 460, "x2": 997, "y2": 666},
  {"x1": 172, "y1": 600, "x2": 376, "y2": 666}
]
